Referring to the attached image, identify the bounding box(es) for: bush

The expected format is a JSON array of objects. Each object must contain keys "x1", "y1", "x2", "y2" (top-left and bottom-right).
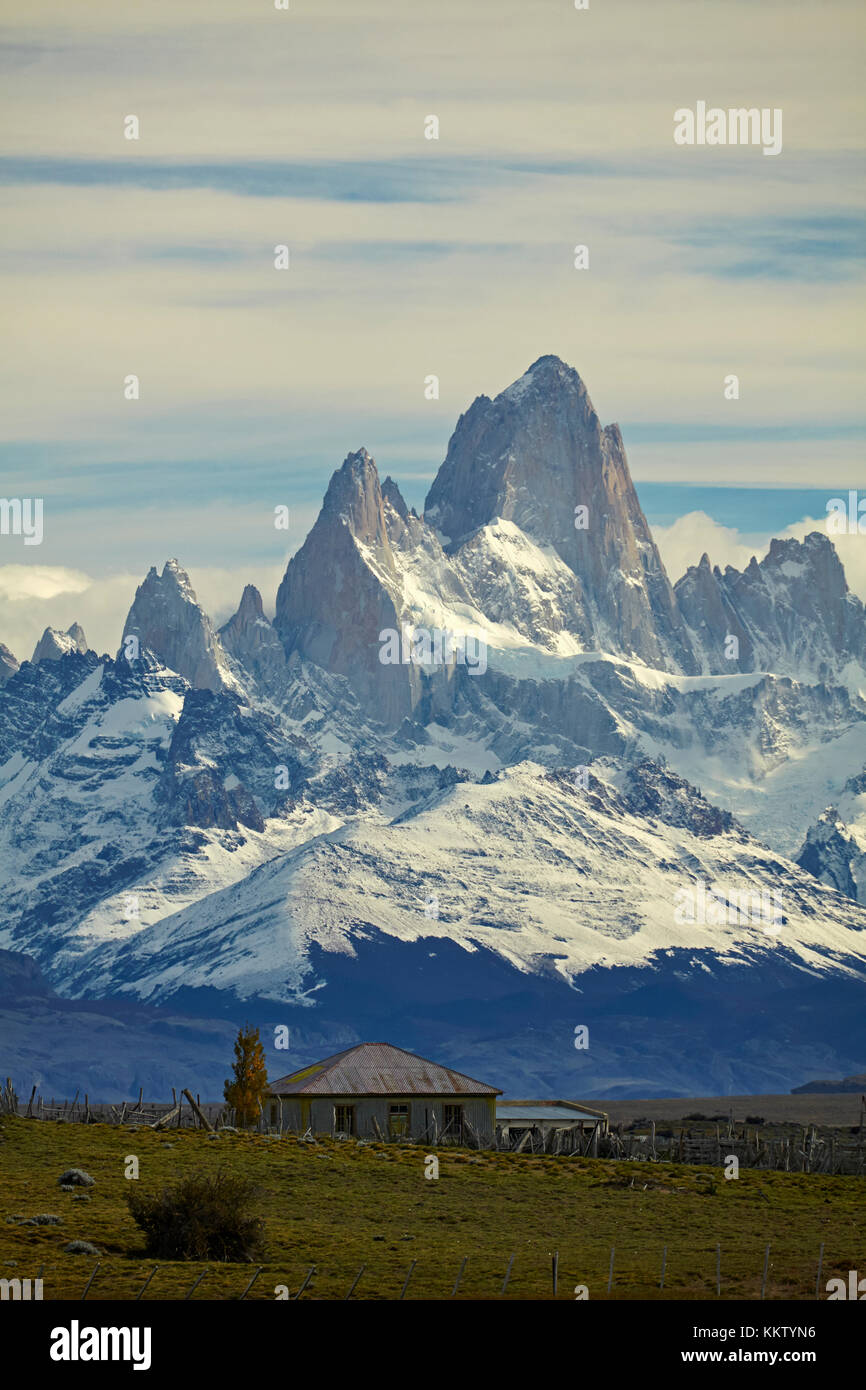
[
  {"x1": 127, "y1": 1171, "x2": 265, "y2": 1262},
  {"x1": 683, "y1": 1112, "x2": 707, "y2": 1121},
  {"x1": 745, "y1": 1115, "x2": 765, "y2": 1125}
]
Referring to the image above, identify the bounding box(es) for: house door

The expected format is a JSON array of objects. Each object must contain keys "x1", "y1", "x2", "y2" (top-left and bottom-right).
[{"x1": 443, "y1": 1104, "x2": 464, "y2": 1143}]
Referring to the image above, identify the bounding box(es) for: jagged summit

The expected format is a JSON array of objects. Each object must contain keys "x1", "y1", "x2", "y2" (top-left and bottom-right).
[
  {"x1": 219, "y1": 584, "x2": 286, "y2": 688},
  {"x1": 32, "y1": 623, "x2": 88, "y2": 664},
  {"x1": 318, "y1": 448, "x2": 389, "y2": 546},
  {"x1": 381, "y1": 475, "x2": 410, "y2": 521},
  {"x1": 424, "y1": 355, "x2": 602, "y2": 546},
  {"x1": 121, "y1": 559, "x2": 237, "y2": 694},
  {"x1": 498, "y1": 353, "x2": 589, "y2": 404},
  {"x1": 675, "y1": 529, "x2": 865, "y2": 676},
  {"x1": 423, "y1": 355, "x2": 695, "y2": 672},
  {"x1": 235, "y1": 584, "x2": 266, "y2": 620}
]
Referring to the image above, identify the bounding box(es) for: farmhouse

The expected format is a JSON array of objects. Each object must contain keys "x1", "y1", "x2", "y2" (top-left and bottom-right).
[{"x1": 265, "y1": 1042, "x2": 501, "y2": 1143}]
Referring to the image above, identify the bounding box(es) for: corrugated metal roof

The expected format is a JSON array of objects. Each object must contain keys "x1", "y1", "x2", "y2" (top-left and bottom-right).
[
  {"x1": 268, "y1": 1042, "x2": 501, "y2": 1097},
  {"x1": 497, "y1": 1104, "x2": 601, "y2": 1123}
]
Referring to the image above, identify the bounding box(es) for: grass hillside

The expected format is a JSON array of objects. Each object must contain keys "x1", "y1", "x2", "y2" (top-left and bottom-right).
[{"x1": 0, "y1": 1117, "x2": 862, "y2": 1301}]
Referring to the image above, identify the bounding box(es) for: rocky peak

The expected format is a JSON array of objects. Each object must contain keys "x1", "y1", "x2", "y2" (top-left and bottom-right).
[
  {"x1": 319, "y1": 447, "x2": 392, "y2": 549},
  {"x1": 675, "y1": 531, "x2": 865, "y2": 677},
  {"x1": 234, "y1": 584, "x2": 266, "y2": 623},
  {"x1": 796, "y1": 805, "x2": 863, "y2": 903},
  {"x1": 424, "y1": 356, "x2": 696, "y2": 671},
  {"x1": 31, "y1": 623, "x2": 88, "y2": 664},
  {"x1": 0, "y1": 642, "x2": 19, "y2": 685},
  {"x1": 425, "y1": 355, "x2": 602, "y2": 546},
  {"x1": 121, "y1": 560, "x2": 238, "y2": 694},
  {"x1": 381, "y1": 475, "x2": 410, "y2": 523},
  {"x1": 274, "y1": 448, "x2": 417, "y2": 724},
  {"x1": 219, "y1": 584, "x2": 286, "y2": 687}
]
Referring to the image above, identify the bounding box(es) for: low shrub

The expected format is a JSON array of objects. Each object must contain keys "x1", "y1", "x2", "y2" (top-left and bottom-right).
[{"x1": 127, "y1": 1171, "x2": 265, "y2": 1262}]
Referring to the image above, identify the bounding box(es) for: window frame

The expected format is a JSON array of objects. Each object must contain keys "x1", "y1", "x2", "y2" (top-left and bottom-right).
[{"x1": 388, "y1": 1102, "x2": 410, "y2": 1138}]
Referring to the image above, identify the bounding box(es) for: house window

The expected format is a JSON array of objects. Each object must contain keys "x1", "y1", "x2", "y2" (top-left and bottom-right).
[
  {"x1": 335, "y1": 1104, "x2": 355, "y2": 1135},
  {"x1": 269, "y1": 1103, "x2": 278, "y2": 1126},
  {"x1": 443, "y1": 1104, "x2": 464, "y2": 1142},
  {"x1": 388, "y1": 1103, "x2": 410, "y2": 1138}
]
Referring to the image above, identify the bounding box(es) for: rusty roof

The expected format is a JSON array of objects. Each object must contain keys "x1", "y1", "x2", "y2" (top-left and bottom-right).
[{"x1": 267, "y1": 1042, "x2": 501, "y2": 1097}]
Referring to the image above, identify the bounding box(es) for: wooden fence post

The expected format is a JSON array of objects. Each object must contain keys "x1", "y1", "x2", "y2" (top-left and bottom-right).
[
  {"x1": 239, "y1": 1266, "x2": 263, "y2": 1301},
  {"x1": 135, "y1": 1266, "x2": 159, "y2": 1301},
  {"x1": 399, "y1": 1260, "x2": 417, "y2": 1300},
  {"x1": 501, "y1": 1253, "x2": 515, "y2": 1295},
  {"x1": 182, "y1": 1090, "x2": 214, "y2": 1132},
  {"x1": 761, "y1": 1244, "x2": 770, "y2": 1300},
  {"x1": 184, "y1": 1269, "x2": 209, "y2": 1300}
]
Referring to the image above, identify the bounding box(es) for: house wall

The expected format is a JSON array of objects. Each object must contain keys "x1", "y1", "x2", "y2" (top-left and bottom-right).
[{"x1": 265, "y1": 1094, "x2": 496, "y2": 1141}]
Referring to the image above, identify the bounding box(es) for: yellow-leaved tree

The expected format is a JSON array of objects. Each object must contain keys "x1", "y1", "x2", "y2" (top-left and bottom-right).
[{"x1": 224, "y1": 1023, "x2": 268, "y2": 1128}]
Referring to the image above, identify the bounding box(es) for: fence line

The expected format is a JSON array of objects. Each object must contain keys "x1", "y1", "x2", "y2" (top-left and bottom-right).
[
  {"x1": 6, "y1": 1086, "x2": 865, "y2": 1174},
  {"x1": 43, "y1": 1241, "x2": 838, "y2": 1303}
]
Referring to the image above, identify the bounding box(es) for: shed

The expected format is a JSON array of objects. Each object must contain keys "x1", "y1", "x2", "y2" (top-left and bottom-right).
[
  {"x1": 265, "y1": 1042, "x2": 501, "y2": 1143},
  {"x1": 496, "y1": 1099, "x2": 609, "y2": 1154}
]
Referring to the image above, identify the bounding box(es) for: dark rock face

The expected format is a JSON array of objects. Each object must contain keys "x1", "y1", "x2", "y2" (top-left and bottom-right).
[
  {"x1": 156, "y1": 686, "x2": 307, "y2": 832},
  {"x1": 796, "y1": 811, "x2": 859, "y2": 899},
  {"x1": 0, "y1": 948, "x2": 53, "y2": 999},
  {"x1": 425, "y1": 355, "x2": 697, "y2": 672},
  {"x1": 0, "y1": 643, "x2": 18, "y2": 685},
  {"x1": 219, "y1": 585, "x2": 286, "y2": 689},
  {"x1": 796, "y1": 772, "x2": 866, "y2": 905},
  {"x1": 0, "y1": 648, "x2": 103, "y2": 765},
  {"x1": 121, "y1": 559, "x2": 236, "y2": 694},
  {"x1": 675, "y1": 531, "x2": 866, "y2": 677},
  {"x1": 618, "y1": 759, "x2": 736, "y2": 839},
  {"x1": 274, "y1": 449, "x2": 423, "y2": 725}
]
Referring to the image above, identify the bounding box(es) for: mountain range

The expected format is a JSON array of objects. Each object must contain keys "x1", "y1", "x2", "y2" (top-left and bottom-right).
[{"x1": 1, "y1": 355, "x2": 864, "y2": 1099}]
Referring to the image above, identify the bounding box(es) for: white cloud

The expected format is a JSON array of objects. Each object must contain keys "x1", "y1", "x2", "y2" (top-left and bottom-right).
[
  {"x1": 653, "y1": 512, "x2": 765, "y2": 583},
  {"x1": 654, "y1": 509, "x2": 866, "y2": 601},
  {"x1": 0, "y1": 565, "x2": 91, "y2": 602},
  {"x1": 0, "y1": 561, "x2": 290, "y2": 663}
]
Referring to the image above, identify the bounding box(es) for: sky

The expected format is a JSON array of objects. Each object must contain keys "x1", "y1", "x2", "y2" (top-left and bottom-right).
[{"x1": 1, "y1": 0, "x2": 864, "y2": 656}]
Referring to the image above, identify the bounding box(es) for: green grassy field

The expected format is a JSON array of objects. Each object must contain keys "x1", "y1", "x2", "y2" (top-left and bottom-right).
[{"x1": 1, "y1": 1117, "x2": 862, "y2": 1301}]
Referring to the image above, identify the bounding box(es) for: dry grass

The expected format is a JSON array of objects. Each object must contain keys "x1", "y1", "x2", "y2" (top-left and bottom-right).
[{"x1": 0, "y1": 1116, "x2": 862, "y2": 1301}]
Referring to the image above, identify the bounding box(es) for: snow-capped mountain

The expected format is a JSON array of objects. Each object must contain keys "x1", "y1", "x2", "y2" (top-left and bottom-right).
[
  {"x1": 2, "y1": 355, "x2": 865, "y2": 1096},
  {"x1": 675, "y1": 533, "x2": 866, "y2": 679},
  {"x1": 121, "y1": 559, "x2": 240, "y2": 695}
]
